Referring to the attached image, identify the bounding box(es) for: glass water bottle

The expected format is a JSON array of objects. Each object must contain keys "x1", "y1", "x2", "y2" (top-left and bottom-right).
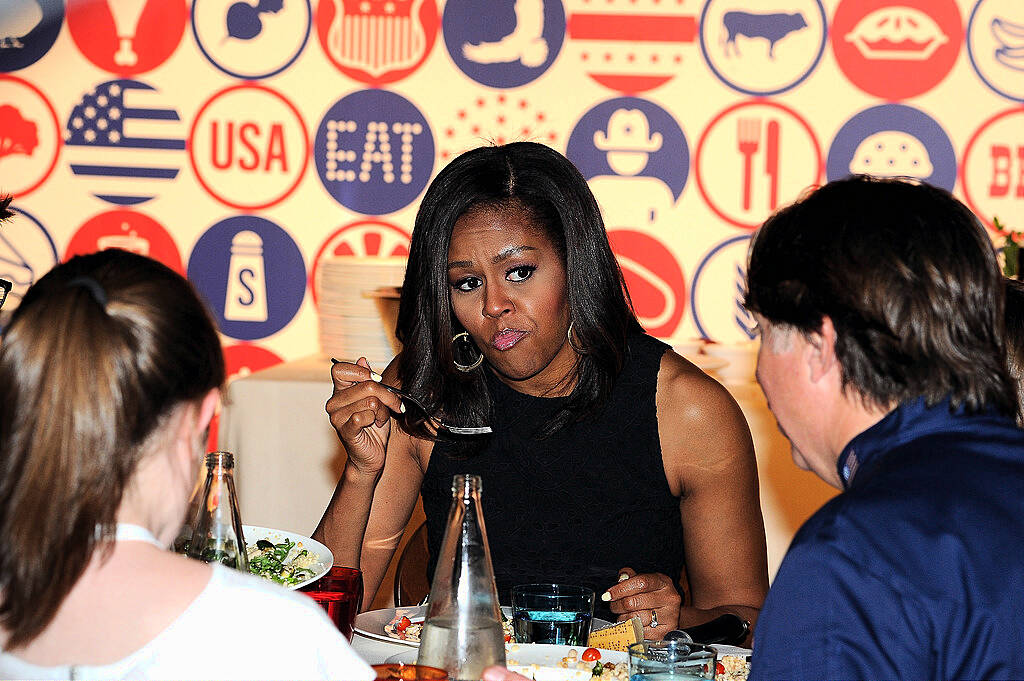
[
  {"x1": 417, "y1": 474, "x2": 506, "y2": 680},
  {"x1": 185, "y1": 451, "x2": 248, "y2": 571},
  {"x1": 173, "y1": 463, "x2": 207, "y2": 554}
]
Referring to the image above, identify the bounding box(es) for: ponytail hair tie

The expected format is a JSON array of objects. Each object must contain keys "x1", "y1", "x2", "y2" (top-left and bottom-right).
[{"x1": 66, "y1": 276, "x2": 108, "y2": 308}]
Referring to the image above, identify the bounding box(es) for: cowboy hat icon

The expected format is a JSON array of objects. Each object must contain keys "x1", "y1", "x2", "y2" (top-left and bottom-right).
[{"x1": 594, "y1": 109, "x2": 663, "y2": 152}]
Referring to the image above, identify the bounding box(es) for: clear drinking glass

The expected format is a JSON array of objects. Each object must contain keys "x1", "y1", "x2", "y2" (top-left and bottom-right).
[
  {"x1": 628, "y1": 640, "x2": 717, "y2": 680},
  {"x1": 185, "y1": 451, "x2": 248, "y2": 571},
  {"x1": 417, "y1": 474, "x2": 506, "y2": 681},
  {"x1": 511, "y1": 583, "x2": 595, "y2": 645}
]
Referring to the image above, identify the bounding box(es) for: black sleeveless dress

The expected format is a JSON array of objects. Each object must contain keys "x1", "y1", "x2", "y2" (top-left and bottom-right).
[{"x1": 420, "y1": 333, "x2": 685, "y2": 621}]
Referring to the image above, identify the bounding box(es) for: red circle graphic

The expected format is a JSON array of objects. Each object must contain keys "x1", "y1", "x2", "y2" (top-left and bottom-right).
[
  {"x1": 608, "y1": 229, "x2": 686, "y2": 338},
  {"x1": 188, "y1": 83, "x2": 310, "y2": 211},
  {"x1": 315, "y1": 0, "x2": 439, "y2": 86},
  {"x1": 831, "y1": 0, "x2": 962, "y2": 100},
  {"x1": 0, "y1": 75, "x2": 62, "y2": 198},
  {"x1": 67, "y1": 0, "x2": 188, "y2": 76},
  {"x1": 64, "y1": 208, "x2": 184, "y2": 274}
]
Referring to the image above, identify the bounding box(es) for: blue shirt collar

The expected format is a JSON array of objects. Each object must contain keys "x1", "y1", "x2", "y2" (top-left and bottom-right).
[{"x1": 836, "y1": 396, "x2": 963, "y2": 490}]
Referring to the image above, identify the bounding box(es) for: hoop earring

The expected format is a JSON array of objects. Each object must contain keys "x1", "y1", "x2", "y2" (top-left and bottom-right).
[
  {"x1": 452, "y1": 331, "x2": 484, "y2": 372},
  {"x1": 567, "y1": 321, "x2": 587, "y2": 355}
]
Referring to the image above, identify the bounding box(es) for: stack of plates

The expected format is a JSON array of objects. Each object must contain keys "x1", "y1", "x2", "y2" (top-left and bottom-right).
[{"x1": 316, "y1": 257, "x2": 407, "y2": 367}]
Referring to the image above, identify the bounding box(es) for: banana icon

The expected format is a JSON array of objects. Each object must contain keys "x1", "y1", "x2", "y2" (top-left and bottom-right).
[
  {"x1": 992, "y1": 16, "x2": 1024, "y2": 71},
  {"x1": 991, "y1": 16, "x2": 1024, "y2": 48},
  {"x1": 996, "y1": 46, "x2": 1024, "y2": 71}
]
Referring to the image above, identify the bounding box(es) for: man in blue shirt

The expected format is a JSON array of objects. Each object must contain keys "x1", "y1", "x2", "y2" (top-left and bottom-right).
[{"x1": 744, "y1": 175, "x2": 1024, "y2": 679}]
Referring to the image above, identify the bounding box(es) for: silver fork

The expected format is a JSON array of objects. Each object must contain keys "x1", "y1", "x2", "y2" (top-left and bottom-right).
[{"x1": 331, "y1": 359, "x2": 492, "y2": 435}]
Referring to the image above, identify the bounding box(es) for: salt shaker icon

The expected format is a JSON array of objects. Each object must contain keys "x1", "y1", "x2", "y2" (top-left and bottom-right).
[{"x1": 224, "y1": 230, "x2": 268, "y2": 322}]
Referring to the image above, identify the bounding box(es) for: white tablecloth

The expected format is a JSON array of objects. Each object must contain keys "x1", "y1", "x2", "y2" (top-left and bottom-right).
[{"x1": 219, "y1": 354, "x2": 837, "y2": 602}]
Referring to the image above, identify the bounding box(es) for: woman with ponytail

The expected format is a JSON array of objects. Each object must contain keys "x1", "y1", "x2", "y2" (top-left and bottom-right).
[{"x1": 0, "y1": 248, "x2": 373, "y2": 680}]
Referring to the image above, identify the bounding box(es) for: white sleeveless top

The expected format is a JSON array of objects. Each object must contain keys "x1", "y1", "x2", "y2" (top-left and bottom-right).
[{"x1": 0, "y1": 526, "x2": 374, "y2": 680}]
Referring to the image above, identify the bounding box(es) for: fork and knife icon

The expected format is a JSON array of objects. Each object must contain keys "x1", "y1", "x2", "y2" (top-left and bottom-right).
[{"x1": 737, "y1": 117, "x2": 780, "y2": 212}]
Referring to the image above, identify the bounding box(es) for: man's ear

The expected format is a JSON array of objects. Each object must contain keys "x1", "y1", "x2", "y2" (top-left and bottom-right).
[{"x1": 806, "y1": 316, "x2": 838, "y2": 383}]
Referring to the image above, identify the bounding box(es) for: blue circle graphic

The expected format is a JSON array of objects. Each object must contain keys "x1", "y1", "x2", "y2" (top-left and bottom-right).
[
  {"x1": 0, "y1": 0, "x2": 64, "y2": 72},
  {"x1": 566, "y1": 97, "x2": 689, "y2": 201},
  {"x1": 187, "y1": 215, "x2": 306, "y2": 340},
  {"x1": 314, "y1": 89, "x2": 434, "y2": 215},
  {"x1": 966, "y1": 0, "x2": 1024, "y2": 103},
  {"x1": 690, "y1": 234, "x2": 753, "y2": 341},
  {"x1": 698, "y1": 0, "x2": 828, "y2": 96},
  {"x1": 1, "y1": 205, "x2": 59, "y2": 329},
  {"x1": 191, "y1": 0, "x2": 311, "y2": 80},
  {"x1": 826, "y1": 104, "x2": 957, "y2": 191},
  {"x1": 442, "y1": 0, "x2": 564, "y2": 88}
]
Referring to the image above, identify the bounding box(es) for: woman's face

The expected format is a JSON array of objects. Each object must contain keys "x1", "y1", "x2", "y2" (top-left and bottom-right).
[{"x1": 447, "y1": 205, "x2": 576, "y2": 395}]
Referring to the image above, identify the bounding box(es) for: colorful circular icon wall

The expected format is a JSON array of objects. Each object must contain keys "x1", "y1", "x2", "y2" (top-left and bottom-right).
[{"x1": 2, "y1": 0, "x2": 1023, "y2": 381}]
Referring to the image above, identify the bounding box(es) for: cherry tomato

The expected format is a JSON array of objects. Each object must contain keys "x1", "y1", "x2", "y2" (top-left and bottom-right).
[
  {"x1": 395, "y1": 616, "x2": 412, "y2": 632},
  {"x1": 504, "y1": 633, "x2": 512, "y2": 643},
  {"x1": 581, "y1": 648, "x2": 601, "y2": 661},
  {"x1": 716, "y1": 661, "x2": 725, "y2": 676}
]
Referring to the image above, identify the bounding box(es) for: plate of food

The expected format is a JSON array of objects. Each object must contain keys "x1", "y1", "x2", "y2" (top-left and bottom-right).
[
  {"x1": 242, "y1": 525, "x2": 333, "y2": 591},
  {"x1": 386, "y1": 643, "x2": 628, "y2": 680},
  {"x1": 354, "y1": 607, "x2": 613, "y2": 648}
]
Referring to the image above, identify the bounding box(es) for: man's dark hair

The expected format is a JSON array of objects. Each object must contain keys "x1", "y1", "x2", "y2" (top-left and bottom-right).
[
  {"x1": 745, "y1": 175, "x2": 1016, "y2": 416},
  {"x1": 395, "y1": 142, "x2": 642, "y2": 439},
  {"x1": 1004, "y1": 277, "x2": 1024, "y2": 421}
]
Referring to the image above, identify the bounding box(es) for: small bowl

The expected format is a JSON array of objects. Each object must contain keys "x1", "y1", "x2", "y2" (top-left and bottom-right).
[{"x1": 702, "y1": 340, "x2": 759, "y2": 384}]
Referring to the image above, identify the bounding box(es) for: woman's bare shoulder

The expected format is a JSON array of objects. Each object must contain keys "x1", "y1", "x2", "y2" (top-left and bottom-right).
[
  {"x1": 655, "y1": 348, "x2": 755, "y2": 472},
  {"x1": 656, "y1": 347, "x2": 739, "y2": 410}
]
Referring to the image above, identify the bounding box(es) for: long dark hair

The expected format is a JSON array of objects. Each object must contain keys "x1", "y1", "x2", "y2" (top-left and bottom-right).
[
  {"x1": 0, "y1": 249, "x2": 225, "y2": 647},
  {"x1": 395, "y1": 142, "x2": 642, "y2": 438},
  {"x1": 745, "y1": 175, "x2": 1016, "y2": 416}
]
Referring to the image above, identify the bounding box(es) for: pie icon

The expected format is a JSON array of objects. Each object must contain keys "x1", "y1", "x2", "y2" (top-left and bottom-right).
[{"x1": 845, "y1": 6, "x2": 949, "y2": 61}]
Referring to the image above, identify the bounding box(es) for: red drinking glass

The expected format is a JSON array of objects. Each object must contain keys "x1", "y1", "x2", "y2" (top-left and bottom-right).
[{"x1": 301, "y1": 565, "x2": 362, "y2": 640}]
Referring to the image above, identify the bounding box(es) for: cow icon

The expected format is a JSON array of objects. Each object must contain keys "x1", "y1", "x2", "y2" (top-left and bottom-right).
[{"x1": 722, "y1": 11, "x2": 807, "y2": 58}]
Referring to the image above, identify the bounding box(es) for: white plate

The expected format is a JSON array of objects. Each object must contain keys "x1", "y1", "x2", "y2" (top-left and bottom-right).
[
  {"x1": 386, "y1": 643, "x2": 628, "y2": 681},
  {"x1": 242, "y1": 525, "x2": 333, "y2": 591},
  {"x1": 354, "y1": 605, "x2": 429, "y2": 647},
  {"x1": 355, "y1": 607, "x2": 612, "y2": 648}
]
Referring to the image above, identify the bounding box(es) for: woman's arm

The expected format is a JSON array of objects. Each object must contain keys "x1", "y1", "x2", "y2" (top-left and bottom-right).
[
  {"x1": 312, "y1": 357, "x2": 429, "y2": 609},
  {"x1": 606, "y1": 350, "x2": 768, "y2": 644},
  {"x1": 663, "y1": 350, "x2": 768, "y2": 635}
]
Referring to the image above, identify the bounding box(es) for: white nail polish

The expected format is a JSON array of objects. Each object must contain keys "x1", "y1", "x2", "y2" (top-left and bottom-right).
[
  {"x1": 601, "y1": 591, "x2": 611, "y2": 602},
  {"x1": 400, "y1": 403, "x2": 407, "y2": 414},
  {"x1": 371, "y1": 371, "x2": 383, "y2": 382},
  {"x1": 618, "y1": 573, "x2": 630, "y2": 582}
]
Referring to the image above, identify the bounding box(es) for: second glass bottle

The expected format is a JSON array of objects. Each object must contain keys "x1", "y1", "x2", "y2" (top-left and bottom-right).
[{"x1": 417, "y1": 474, "x2": 506, "y2": 680}]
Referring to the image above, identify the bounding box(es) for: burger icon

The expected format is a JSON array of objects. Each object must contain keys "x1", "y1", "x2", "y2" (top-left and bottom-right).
[{"x1": 848, "y1": 130, "x2": 933, "y2": 180}]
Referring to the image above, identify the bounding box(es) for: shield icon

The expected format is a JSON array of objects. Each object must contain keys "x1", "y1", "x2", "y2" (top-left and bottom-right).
[{"x1": 326, "y1": 0, "x2": 428, "y2": 77}]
